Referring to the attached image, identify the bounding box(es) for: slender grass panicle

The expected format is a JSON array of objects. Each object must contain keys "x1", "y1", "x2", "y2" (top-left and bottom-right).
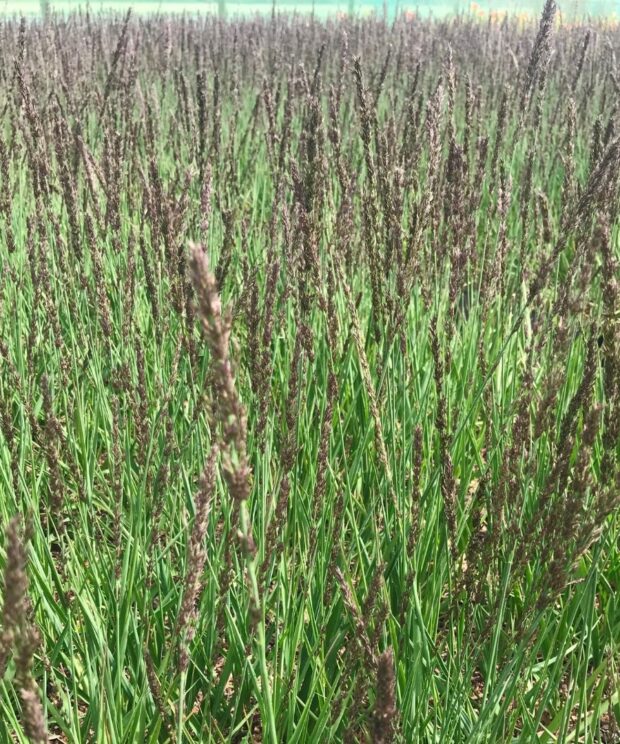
[
  {"x1": 0, "y1": 519, "x2": 47, "y2": 743},
  {"x1": 522, "y1": 0, "x2": 556, "y2": 106},
  {"x1": 14, "y1": 625, "x2": 48, "y2": 744},
  {"x1": 373, "y1": 648, "x2": 397, "y2": 744},
  {"x1": 190, "y1": 244, "x2": 252, "y2": 508},
  {"x1": 177, "y1": 446, "x2": 218, "y2": 673},
  {"x1": 0, "y1": 518, "x2": 29, "y2": 678}
]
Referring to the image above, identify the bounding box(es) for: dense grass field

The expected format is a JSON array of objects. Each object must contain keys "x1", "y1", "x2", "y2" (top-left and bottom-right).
[{"x1": 0, "y1": 6, "x2": 619, "y2": 743}]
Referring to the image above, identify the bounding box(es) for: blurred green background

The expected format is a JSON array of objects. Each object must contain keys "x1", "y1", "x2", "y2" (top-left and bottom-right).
[{"x1": 1, "y1": 0, "x2": 618, "y2": 24}]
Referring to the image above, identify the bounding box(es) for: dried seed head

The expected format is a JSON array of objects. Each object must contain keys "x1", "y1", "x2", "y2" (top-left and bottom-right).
[
  {"x1": 373, "y1": 648, "x2": 397, "y2": 744},
  {"x1": 0, "y1": 517, "x2": 29, "y2": 676}
]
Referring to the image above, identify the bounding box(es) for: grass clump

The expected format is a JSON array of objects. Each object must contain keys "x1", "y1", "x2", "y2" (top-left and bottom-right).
[{"x1": 0, "y1": 7, "x2": 619, "y2": 743}]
